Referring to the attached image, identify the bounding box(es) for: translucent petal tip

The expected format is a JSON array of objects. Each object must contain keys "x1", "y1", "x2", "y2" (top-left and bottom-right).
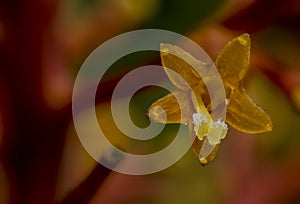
[{"x1": 237, "y1": 33, "x2": 250, "y2": 47}]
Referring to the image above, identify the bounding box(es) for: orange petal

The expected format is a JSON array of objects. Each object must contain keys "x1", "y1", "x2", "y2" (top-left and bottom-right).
[
  {"x1": 189, "y1": 124, "x2": 220, "y2": 166},
  {"x1": 160, "y1": 43, "x2": 203, "y2": 90},
  {"x1": 215, "y1": 33, "x2": 250, "y2": 88},
  {"x1": 148, "y1": 90, "x2": 193, "y2": 124},
  {"x1": 226, "y1": 85, "x2": 273, "y2": 133}
]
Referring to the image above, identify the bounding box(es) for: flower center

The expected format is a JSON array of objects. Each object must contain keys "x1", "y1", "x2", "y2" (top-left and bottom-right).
[{"x1": 193, "y1": 113, "x2": 228, "y2": 145}]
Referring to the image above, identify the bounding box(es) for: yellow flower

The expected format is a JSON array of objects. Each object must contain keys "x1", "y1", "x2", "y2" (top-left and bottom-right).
[{"x1": 147, "y1": 33, "x2": 272, "y2": 166}]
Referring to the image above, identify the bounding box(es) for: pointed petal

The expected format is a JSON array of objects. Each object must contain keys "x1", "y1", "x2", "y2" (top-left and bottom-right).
[
  {"x1": 215, "y1": 33, "x2": 251, "y2": 88},
  {"x1": 160, "y1": 43, "x2": 202, "y2": 90},
  {"x1": 147, "y1": 90, "x2": 193, "y2": 124},
  {"x1": 189, "y1": 124, "x2": 220, "y2": 166},
  {"x1": 226, "y1": 86, "x2": 273, "y2": 133},
  {"x1": 198, "y1": 138, "x2": 220, "y2": 166}
]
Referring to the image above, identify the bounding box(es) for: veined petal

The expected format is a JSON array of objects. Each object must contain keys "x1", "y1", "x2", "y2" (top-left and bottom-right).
[
  {"x1": 226, "y1": 86, "x2": 273, "y2": 133},
  {"x1": 190, "y1": 123, "x2": 220, "y2": 166},
  {"x1": 215, "y1": 33, "x2": 250, "y2": 88},
  {"x1": 147, "y1": 90, "x2": 193, "y2": 124},
  {"x1": 160, "y1": 43, "x2": 202, "y2": 90},
  {"x1": 198, "y1": 138, "x2": 220, "y2": 166}
]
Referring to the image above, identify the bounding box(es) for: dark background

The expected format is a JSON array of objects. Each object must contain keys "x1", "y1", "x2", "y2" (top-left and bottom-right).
[{"x1": 0, "y1": 0, "x2": 300, "y2": 203}]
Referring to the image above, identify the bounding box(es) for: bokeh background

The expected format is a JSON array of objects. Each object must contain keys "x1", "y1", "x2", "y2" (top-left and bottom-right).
[{"x1": 1, "y1": 0, "x2": 300, "y2": 203}]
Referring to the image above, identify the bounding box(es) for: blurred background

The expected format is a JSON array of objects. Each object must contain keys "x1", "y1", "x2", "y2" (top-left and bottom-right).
[{"x1": 0, "y1": 0, "x2": 300, "y2": 203}]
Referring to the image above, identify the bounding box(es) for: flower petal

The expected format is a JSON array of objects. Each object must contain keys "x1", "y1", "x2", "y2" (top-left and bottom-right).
[
  {"x1": 226, "y1": 85, "x2": 273, "y2": 133},
  {"x1": 160, "y1": 43, "x2": 202, "y2": 90},
  {"x1": 215, "y1": 33, "x2": 250, "y2": 88},
  {"x1": 147, "y1": 90, "x2": 193, "y2": 124},
  {"x1": 198, "y1": 138, "x2": 220, "y2": 166},
  {"x1": 189, "y1": 124, "x2": 220, "y2": 166}
]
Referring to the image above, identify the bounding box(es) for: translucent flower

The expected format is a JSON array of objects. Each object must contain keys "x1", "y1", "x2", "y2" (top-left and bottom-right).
[{"x1": 148, "y1": 34, "x2": 272, "y2": 166}]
